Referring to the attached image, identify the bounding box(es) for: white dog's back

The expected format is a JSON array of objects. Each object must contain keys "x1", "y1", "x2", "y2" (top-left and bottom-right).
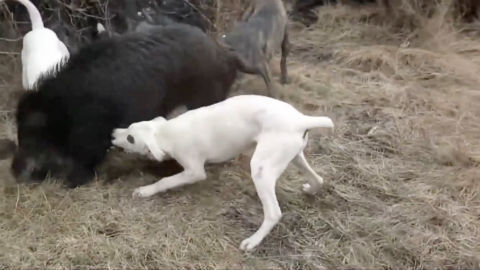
[
  {"x1": 172, "y1": 95, "x2": 331, "y2": 134},
  {"x1": 162, "y1": 95, "x2": 332, "y2": 162}
]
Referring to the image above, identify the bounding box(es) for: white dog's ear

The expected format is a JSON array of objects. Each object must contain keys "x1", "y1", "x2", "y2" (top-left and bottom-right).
[{"x1": 143, "y1": 134, "x2": 166, "y2": 161}]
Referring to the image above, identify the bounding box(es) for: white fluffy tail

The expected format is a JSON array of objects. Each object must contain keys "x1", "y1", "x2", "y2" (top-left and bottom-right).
[
  {"x1": 300, "y1": 116, "x2": 334, "y2": 134},
  {"x1": 16, "y1": 0, "x2": 44, "y2": 30}
]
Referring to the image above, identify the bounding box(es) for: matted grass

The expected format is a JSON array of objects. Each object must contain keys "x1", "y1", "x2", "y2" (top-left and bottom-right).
[{"x1": 1, "y1": 2, "x2": 480, "y2": 269}]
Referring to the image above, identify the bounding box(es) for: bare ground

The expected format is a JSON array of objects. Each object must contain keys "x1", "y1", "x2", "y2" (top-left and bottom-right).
[{"x1": 1, "y1": 3, "x2": 480, "y2": 269}]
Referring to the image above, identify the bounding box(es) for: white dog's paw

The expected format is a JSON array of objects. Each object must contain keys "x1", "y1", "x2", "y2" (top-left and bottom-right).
[
  {"x1": 302, "y1": 183, "x2": 318, "y2": 195},
  {"x1": 239, "y1": 236, "x2": 262, "y2": 251},
  {"x1": 132, "y1": 186, "x2": 156, "y2": 198}
]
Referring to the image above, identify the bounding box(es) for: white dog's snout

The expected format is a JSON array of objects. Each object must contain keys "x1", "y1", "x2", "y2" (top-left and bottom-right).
[
  {"x1": 111, "y1": 131, "x2": 124, "y2": 147},
  {"x1": 112, "y1": 128, "x2": 126, "y2": 140},
  {"x1": 111, "y1": 134, "x2": 119, "y2": 146}
]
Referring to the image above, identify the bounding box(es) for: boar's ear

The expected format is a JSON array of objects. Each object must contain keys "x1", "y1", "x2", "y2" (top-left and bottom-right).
[{"x1": 0, "y1": 139, "x2": 16, "y2": 160}]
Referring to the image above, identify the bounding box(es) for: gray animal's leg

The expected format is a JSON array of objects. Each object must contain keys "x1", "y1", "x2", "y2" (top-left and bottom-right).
[
  {"x1": 280, "y1": 30, "x2": 290, "y2": 84},
  {"x1": 259, "y1": 62, "x2": 274, "y2": 97}
]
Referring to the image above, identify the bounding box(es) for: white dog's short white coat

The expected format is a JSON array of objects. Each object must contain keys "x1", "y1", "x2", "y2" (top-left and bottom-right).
[
  {"x1": 16, "y1": 0, "x2": 70, "y2": 90},
  {"x1": 112, "y1": 95, "x2": 334, "y2": 251}
]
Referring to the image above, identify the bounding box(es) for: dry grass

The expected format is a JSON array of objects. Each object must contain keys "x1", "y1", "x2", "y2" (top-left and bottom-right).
[{"x1": 1, "y1": 1, "x2": 480, "y2": 269}]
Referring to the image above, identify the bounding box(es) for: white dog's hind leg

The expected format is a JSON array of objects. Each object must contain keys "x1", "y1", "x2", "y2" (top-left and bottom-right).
[
  {"x1": 240, "y1": 135, "x2": 303, "y2": 251},
  {"x1": 133, "y1": 160, "x2": 206, "y2": 198},
  {"x1": 293, "y1": 151, "x2": 324, "y2": 195}
]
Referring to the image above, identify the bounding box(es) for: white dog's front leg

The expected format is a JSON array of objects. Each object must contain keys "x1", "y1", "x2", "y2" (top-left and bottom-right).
[{"x1": 133, "y1": 168, "x2": 206, "y2": 198}]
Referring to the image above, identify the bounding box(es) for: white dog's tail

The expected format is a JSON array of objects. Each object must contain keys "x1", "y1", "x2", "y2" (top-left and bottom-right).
[
  {"x1": 300, "y1": 116, "x2": 334, "y2": 135},
  {"x1": 16, "y1": 0, "x2": 44, "y2": 30}
]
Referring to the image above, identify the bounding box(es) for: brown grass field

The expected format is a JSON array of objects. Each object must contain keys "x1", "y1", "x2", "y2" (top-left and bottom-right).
[{"x1": 1, "y1": 1, "x2": 480, "y2": 269}]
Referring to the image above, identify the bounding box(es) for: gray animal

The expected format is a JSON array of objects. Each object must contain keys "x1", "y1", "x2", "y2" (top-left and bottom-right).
[{"x1": 223, "y1": 0, "x2": 289, "y2": 97}]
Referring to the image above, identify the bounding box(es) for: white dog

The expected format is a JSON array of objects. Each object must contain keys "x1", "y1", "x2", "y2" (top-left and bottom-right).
[
  {"x1": 15, "y1": 0, "x2": 70, "y2": 90},
  {"x1": 112, "y1": 95, "x2": 334, "y2": 251}
]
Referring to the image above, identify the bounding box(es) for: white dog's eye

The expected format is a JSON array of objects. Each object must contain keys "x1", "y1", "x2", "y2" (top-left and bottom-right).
[{"x1": 127, "y1": 135, "x2": 135, "y2": 144}]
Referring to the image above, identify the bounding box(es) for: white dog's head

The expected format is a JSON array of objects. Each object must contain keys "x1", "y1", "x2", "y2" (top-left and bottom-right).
[{"x1": 111, "y1": 117, "x2": 167, "y2": 161}]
